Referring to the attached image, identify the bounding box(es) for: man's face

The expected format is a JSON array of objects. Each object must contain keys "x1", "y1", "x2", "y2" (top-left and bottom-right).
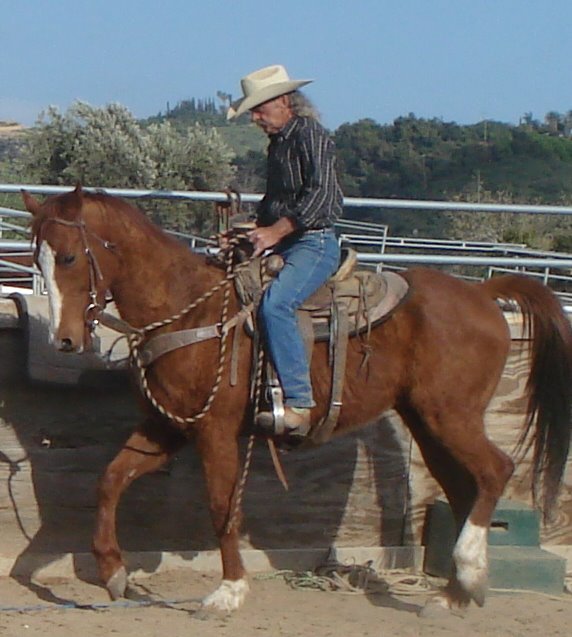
[{"x1": 250, "y1": 95, "x2": 292, "y2": 135}]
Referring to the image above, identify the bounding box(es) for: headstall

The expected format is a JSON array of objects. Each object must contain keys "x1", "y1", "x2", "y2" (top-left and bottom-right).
[{"x1": 35, "y1": 216, "x2": 116, "y2": 335}]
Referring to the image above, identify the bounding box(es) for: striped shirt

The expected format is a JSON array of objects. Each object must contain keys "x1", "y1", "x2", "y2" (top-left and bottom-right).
[{"x1": 256, "y1": 116, "x2": 343, "y2": 231}]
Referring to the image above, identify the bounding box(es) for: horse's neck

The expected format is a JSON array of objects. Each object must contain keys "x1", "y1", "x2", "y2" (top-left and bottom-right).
[{"x1": 103, "y1": 213, "x2": 220, "y2": 327}]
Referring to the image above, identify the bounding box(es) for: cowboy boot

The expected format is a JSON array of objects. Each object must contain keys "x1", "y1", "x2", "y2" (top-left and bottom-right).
[{"x1": 255, "y1": 406, "x2": 311, "y2": 437}]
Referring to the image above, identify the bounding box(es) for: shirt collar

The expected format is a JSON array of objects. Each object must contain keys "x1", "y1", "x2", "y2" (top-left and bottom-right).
[{"x1": 271, "y1": 115, "x2": 300, "y2": 142}]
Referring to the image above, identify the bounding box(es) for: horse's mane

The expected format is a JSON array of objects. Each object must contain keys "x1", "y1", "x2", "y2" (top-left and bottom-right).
[
  {"x1": 86, "y1": 192, "x2": 176, "y2": 245},
  {"x1": 31, "y1": 190, "x2": 186, "y2": 253}
]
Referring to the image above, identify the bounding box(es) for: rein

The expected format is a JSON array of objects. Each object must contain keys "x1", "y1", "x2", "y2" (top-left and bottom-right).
[
  {"x1": 36, "y1": 215, "x2": 250, "y2": 425},
  {"x1": 119, "y1": 240, "x2": 270, "y2": 533},
  {"x1": 128, "y1": 249, "x2": 237, "y2": 426}
]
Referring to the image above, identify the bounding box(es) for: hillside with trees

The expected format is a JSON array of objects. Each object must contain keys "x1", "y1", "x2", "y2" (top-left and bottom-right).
[
  {"x1": 331, "y1": 114, "x2": 572, "y2": 242},
  {"x1": 2, "y1": 100, "x2": 572, "y2": 247}
]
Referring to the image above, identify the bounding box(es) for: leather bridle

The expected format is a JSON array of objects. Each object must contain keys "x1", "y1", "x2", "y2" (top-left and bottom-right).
[{"x1": 34, "y1": 216, "x2": 117, "y2": 336}]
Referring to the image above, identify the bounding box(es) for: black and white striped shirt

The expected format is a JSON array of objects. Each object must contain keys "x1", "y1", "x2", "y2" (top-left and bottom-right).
[{"x1": 256, "y1": 116, "x2": 343, "y2": 231}]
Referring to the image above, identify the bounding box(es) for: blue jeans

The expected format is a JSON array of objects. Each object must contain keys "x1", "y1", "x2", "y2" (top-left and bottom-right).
[{"x1": 259, "y1": 229, "x2": 340, "y2": 408}]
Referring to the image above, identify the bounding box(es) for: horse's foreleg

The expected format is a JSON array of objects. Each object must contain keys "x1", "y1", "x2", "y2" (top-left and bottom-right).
[
  {"x1": 197, "y1": 431, "x2": 248, "y2": 613},
  {"x1": 93, "y1": 421, "x2": 185, "y2": 599}
]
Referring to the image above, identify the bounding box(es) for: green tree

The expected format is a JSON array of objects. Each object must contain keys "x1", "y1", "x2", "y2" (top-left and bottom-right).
[{"x1": 22, "y1": 101, "x2": 235, "y2": 234}]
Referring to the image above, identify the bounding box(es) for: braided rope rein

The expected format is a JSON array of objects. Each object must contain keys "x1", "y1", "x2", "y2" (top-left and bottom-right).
[
  {"x1": 42, "y1": 215, "x2": 264, "y2": 534},
  {"x1": 128, "y1": 236, "x2": 257, "y2": 426}
]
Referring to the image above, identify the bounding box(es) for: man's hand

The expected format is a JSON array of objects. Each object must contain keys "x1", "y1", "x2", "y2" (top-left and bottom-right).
[
  {"x1": 216, "y1": 230, "x2": 233, "y2": 250},
  {"x1": 247, "y1": 217, "x2": 296, "y2": 257}
]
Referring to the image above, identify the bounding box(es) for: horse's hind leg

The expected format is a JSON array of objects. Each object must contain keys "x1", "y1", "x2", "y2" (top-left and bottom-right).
[
  {"x1": 92, "y1": 418, "x2": 186, "y2": 599},
  {"x1": 401, "y1": 407, "x2": 514, "y2": 609},
  {"x1": 447, "y1": 431, "x2": 514, "y2": 607}
]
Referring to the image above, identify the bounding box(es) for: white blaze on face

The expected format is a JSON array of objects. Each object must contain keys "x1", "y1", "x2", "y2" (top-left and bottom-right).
[{"x1": 37, "y1": 241, "x2": 63, "y2": 342}]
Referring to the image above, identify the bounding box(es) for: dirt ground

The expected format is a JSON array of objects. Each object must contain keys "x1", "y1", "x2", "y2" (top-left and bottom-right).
[{"x1": 0, "y1": 568, "x2": 570, "y2": 637}]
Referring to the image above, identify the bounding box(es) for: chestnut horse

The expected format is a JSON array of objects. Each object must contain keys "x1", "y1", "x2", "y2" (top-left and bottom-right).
[{"x1": 22, "y1": 187, "x2": 572, "y2": 613}]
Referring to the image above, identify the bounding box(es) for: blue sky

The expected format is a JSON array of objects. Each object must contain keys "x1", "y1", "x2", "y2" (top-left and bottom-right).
[{"x1": 2, "y1": 1, "x2": 571, "y2": 131}]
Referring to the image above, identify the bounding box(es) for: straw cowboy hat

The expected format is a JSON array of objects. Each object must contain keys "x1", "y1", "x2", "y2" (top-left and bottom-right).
[{"x1": 227, "y1": 64, "x2": 312, "y2": 120}]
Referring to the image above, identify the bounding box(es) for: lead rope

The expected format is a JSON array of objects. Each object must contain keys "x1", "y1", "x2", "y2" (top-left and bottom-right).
[
  {"x1": 129, "y1": 266, "x2": 232, "y2": 426},
  {"x1": 224, "y1": 256, "x2": 292, "y2": 534},
  {"x1": 47, "y1": 217, "x2": 269, "y2": 532}
]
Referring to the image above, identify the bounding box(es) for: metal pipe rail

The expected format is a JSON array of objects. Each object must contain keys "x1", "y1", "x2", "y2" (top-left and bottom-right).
[
  {"x1": 3, "y1": 184, "x2": 572, "y2": 217},
  {"x1": 0, "y1": 259, "x2": 35, "y2": 275},
  {"x1": 341, "y1": 234, "x2": 530, "y2": 254},
  {"x1": 0, "y1": 220, "x2": 31, "y2": 236},
  {"x1": 358, "y1": 253, "x2": 572, "y2": 268},
  {"x1": 488, "y1": 266, "x2": 572, "y2": 282},
  {"x1": 0, "y1": 240, "x2": 33, "y2": 250},
  {"x1": 383, "y1": 237, "x2": 528, "y2": 250},
  {"x1": 2, "y1": 184, "x2": 572, "y2": 274},
  {"x1": 0, "y1": 206, "x2": 32, "y2": 219}
]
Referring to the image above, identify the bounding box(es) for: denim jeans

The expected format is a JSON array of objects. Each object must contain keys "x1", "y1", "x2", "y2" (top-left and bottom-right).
[{"x1": 259, "y1": 229, "x2": 340, "y2": 408}]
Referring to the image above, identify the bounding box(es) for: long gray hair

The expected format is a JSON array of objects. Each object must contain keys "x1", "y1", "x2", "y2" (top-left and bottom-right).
[{"x1": 288, "y1": 91, "x2": 321, "y2": 121}]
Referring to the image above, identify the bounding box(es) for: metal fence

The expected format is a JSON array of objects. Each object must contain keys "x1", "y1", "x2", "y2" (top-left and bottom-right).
[{"x1": 2, "y1": 184, "x2": 572, "y2": 297}]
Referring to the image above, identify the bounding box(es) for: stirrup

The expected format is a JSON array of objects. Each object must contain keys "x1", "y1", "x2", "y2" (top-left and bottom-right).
[{"x1": 255, "y1": 407, "x2": 311, "y2": 438}]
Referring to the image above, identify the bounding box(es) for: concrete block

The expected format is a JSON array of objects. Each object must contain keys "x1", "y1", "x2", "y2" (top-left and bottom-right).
[{"x1": 423, "y1": 498, "x2": 566, "y2": 594}]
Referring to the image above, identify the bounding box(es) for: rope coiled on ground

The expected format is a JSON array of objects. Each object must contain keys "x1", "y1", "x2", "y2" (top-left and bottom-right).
[{"x1": 255, "y1": 560, "x2": 433, "y2": 598}]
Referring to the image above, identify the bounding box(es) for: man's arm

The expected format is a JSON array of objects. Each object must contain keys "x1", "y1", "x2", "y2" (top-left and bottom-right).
[{"x1": 284, "y1": 124, "x2": 340, "y2": 230}]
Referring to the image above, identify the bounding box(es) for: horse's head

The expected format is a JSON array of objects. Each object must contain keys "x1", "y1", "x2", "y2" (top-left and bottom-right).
[{"x1": 22, "y1": 185, "x2": 116, "y2": 353}]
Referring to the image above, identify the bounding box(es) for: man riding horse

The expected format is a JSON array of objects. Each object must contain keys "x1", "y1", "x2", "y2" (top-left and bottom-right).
[{"x1": 227, "y1": 64, "x2": 344, "y2": 438}]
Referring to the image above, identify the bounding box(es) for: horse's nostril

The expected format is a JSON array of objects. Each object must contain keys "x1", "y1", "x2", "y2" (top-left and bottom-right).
[{"x1": 59, "y1": 338, "x2": 75, "y2": 352}]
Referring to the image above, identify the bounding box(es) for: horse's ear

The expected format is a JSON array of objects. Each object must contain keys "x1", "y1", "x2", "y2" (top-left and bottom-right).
[
  {"x1": 71, "y1": 183, "x2": 84, "y2": 206},
  {"x1": 21, "y1": 190, "x2": 42, "y2": 217}
]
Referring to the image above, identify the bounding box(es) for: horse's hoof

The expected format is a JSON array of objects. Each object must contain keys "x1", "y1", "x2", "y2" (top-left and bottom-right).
[
  {"x1": 456, "y1": 567, "x2": 488, "y2": 607},
  {"x1": 106, "y1": 566, "x2": 128, "y2": 600},
  {"x1": 419, "y1": 594, "x2": 467, "y2": 618},
  {"x1": 201, "y1": 578, "x2": 249, "y2": 613},
  {"x1": 470, "y1": 585, "x2": 486, "y2": 608},
  {"x1": 453, "y1": 521, "x2": 488, "y2": 607}
]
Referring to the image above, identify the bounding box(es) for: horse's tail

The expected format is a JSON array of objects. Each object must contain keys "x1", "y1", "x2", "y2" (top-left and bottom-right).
[{"x1": 481, "y1": 274, "x2": 572, "y2": 518}]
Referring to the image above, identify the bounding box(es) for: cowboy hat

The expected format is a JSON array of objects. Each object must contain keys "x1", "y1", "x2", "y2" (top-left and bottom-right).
[{"x1": 227, "y1": 64, "x2": 312, "y2": 120}]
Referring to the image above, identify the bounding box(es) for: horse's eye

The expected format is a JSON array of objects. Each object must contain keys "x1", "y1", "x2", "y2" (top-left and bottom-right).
[{"x1": 57, "y1": 254, "x2": 76, "y2": 266}]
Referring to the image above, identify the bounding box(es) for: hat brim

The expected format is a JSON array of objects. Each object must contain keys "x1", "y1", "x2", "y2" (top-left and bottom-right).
[{"x1": 227, "y1": 79, "x2": 312, "y2": 120}]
